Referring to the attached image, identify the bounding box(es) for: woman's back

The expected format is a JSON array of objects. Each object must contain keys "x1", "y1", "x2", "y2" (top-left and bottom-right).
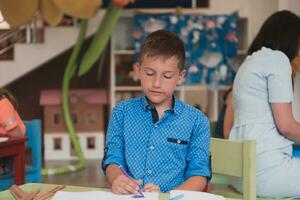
[
  {"x1": 229, "y1": 10, "x2": 300, "y2": 198},
  {"x1": 230, "y1": 47, "x2": 294, "y2": 169},
  {"x1": 233, "y1": 47, "x2": 293, "y2": 126}
]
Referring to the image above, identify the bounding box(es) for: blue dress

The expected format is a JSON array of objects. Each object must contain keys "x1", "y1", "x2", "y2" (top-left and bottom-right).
[{"x1": 230, "y1": 47, "x2": 300, "y2": 198}]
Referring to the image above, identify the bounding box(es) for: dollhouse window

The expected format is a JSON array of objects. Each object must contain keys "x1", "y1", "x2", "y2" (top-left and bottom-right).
[
  {"x1": 71, "y1": 113, "x2": 78, "y2": 124},
  {"x1": 87, "y1": 137, "x2": 95, "y2": 149},
  {"x1": 70, "y1": 96, "x2": 78, "y2": 104},
  {"x1": 53, "y1": 137, "x2": 62, "y2": 150},
  {"x1": 53, "y1": 113, "x2": 60, "y2": 124},
  {"x1": 87, "y1": 112, "x2": 96, "y2": 124},
  {"x1": 70, "y1": 139, "x2": 76, "y2": 156}
]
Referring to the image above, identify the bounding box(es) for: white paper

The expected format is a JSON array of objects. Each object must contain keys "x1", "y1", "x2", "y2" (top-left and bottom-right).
[
  {"x1": 52, "y1": 191, "x2": 159, "y2": 200},
  {"x1": 170, "y1": 190, "x2": 225, "y2": 200},
  {"x1": 0, "y1": 137, "x2": 8, "y2": 143}
]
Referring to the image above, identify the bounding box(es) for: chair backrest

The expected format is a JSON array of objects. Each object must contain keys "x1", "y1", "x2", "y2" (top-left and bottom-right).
[
  {"x1": 24, "y1": 119, "x2": 42, "y2": 182},
  {"x1": 210, "y1": 138, "x2": 256, "y2": 200},
  {"x1": 210, "y1": 121, "x2": 217, "y2": 137}
]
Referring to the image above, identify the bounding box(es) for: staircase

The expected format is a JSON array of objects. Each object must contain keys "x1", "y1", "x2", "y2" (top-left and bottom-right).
[{"x1": 0, "y1": 10, "x2": 106, "y2": 87}]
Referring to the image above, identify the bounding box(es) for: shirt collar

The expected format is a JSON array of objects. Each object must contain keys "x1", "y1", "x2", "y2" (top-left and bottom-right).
[{"x1": 141, "y1": 95, "x2": 178, "y2": 115}]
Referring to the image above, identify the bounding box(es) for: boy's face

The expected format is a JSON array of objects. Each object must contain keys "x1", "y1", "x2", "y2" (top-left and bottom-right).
[{"x1": 136, "y1": 56, "x2": 185, "y2": 108}]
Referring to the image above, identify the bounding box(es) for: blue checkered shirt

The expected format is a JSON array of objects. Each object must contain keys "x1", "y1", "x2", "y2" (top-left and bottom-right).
[{"x1": 102, "y1": 96, "x2": 210, "y2": 192}]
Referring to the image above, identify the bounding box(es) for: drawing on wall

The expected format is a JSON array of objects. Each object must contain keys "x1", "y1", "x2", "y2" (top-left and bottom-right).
[{"x1": 133, "y1": 13, "x2": 238, "y2": 87}]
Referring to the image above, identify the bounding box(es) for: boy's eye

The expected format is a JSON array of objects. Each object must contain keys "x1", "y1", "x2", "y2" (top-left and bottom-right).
[
  {"x1": 145, "y1": 70, "x2": 154, "y2": 76},
  {"x1": 146, "y1": 72, "x2": 154, "y2": 76},
  {"x1": 164, "y1": 75, "x2": 173, "y2": 79}
]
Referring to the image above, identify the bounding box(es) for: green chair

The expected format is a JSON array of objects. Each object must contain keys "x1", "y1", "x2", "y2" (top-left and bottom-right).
[
  {"x1": 210, "y1": 138, "x2": 256, "y2": 200},
  {"x1": 210, "y1": 121, "x2": 217, "y2": 137}
]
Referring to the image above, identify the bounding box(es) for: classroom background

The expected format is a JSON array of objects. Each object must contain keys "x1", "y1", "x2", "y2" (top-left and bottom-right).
[{"x1": 0, "y1": 0, "x2": 300, "y2": 199}]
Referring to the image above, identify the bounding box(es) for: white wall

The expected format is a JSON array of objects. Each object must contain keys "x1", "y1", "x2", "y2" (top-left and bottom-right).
[
  {"x1": 279, "y1": 0, "x2": 300, "y2": 14},
  {"x1": 209, "y1": 0, "x2": 244, "y2": 15},
  {"x1": 242, "y1": 0, "x2": 279, "y2": 44}
]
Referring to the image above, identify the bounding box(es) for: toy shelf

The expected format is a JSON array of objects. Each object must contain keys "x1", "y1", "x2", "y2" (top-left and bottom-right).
[{"x1": 109, "y1": 9, "x2": 249, "y2": 121}]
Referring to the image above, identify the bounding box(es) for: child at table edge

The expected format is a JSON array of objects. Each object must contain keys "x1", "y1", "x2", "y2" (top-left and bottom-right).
[{"x1": 0, "y1": 88, "x2": 25, "y2": 175}]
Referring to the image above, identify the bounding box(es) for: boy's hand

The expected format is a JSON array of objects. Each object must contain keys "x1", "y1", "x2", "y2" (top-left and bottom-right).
[
  {"x1": 142, "y1": 183, "x2": 160, "y2": 192},
  {"x1": 112, "y1": 174, "x2": 142, "y2": 194}
]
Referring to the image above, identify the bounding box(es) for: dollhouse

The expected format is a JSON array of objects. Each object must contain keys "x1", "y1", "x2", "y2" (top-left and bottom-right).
[{"x1": 40, "y1": 89, "x2": 107, "y2": 160}]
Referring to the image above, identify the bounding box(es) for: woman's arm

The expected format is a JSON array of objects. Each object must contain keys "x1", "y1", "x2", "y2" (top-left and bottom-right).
[
  {"x1": 223, "y1": 92, "x2": 234, "y2": 139},
  {"x1": 272, "y1": 103, "x2": 300, "y2": 142}
]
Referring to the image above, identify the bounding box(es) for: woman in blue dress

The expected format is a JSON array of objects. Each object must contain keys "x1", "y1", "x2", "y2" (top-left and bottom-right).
[{"x1": 230, "y1": 10, "x2": 300, "y2": 198}]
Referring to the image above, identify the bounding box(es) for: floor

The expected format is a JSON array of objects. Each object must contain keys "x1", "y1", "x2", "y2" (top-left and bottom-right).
[{"x1": 42, "y1": 160, "x2": 110, "y2": 188}]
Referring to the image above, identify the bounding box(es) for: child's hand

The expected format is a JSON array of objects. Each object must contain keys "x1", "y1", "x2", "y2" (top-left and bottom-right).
[
  {"x1": 112, "y1": 174, "x2": 142, "y2": 194},
  {"x1": 142, "y1": 183, "x2": 160, "y2": 192}
]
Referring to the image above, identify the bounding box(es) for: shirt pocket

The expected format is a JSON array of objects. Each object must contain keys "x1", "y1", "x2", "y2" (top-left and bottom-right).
[
  {"x1": 165, "y1": 137, "x2": 189, "y2": 161},
  {"x1": 167, "y1": 137, "x2": 189, "y2": 145}
]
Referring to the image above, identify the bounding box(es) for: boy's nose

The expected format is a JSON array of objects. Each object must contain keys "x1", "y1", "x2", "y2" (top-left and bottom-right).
[{"x1": 152, "y1": 76, "x2": 161, "y2": 88}]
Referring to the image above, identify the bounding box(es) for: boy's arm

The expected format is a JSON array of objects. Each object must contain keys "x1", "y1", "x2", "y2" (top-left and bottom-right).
[
  {"x1": 106, "y1": 164, "x2": 123, "y2": 184},
  {"x1": 176, "y1": 176, "x2": 207, "y2": 191},
  {"x1": 101, "y1": 103, "x2": 142, "y2": 194},
  {"x1": 106, "y1": 164, "x2": 142, "y2": 194},
  {"x1": 183, "y1": 114, "x2": 211, "y2": 191},
  {"x1": 102, "y1": 104, "x2": 126, "y2": 173}
]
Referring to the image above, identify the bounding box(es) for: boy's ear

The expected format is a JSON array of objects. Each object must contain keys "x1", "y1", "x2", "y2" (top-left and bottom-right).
[
  {"x1": 133, "y1": 62, "x2": 141, "y2": 79},
  {"x1": 177, "y1": 69, "x2": 186, "y2": 85}
]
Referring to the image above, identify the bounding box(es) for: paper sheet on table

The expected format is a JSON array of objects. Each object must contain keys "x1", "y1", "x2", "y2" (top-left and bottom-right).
[
  {"x1": 0, "y1": 137, "x2": 8, "y2": 143},
  {"x1": 170, "y1": 190, "x2": 225, "y2": 200},
  {"x1": 52, "y1": 191, "x2": 159, "y2": 200}
]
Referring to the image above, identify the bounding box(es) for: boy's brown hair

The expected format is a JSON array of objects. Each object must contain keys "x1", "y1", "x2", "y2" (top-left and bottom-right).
[{"x1": 140, "y1": 29, "x2": 185, "y2": 71}]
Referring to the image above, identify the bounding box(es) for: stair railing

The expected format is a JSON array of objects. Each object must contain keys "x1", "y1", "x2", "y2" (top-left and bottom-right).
[{"x1": 0, "y1": 15, "x2": 43, "y2": 58}]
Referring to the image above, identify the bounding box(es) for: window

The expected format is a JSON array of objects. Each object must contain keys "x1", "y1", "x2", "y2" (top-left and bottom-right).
[
  {"x1": 53, "y1": 137, "x2": 62, "y2": 150},
  {"x1": 71, "y1": 113, "x2": 78, "y2": 124},
  {"x1": 87, "y1": 112, "x2": 96, "y2": 124},
  {"x1": 87, "y1": 137, "x2": 96, "y2": 149},
  {"x1": 70, "y1": 96, "x2": 78, "y2": 104},
  {"x1": 53, "y1": 113, "x2": 60, "y2": 124},
  {"x1": 70, "y1": 139, "x2": 77, "y2": 156}
]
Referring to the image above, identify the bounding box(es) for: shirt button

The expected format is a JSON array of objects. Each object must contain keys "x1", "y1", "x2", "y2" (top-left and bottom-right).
[
  {"x1": 150, "y1": 145, "x2": 155, "y2": 150},
  {"x1": 154, "y1": 124, "x2": 158, "y2": 128},
  {"x1": 177, "y1": 140, "x2": 181, "y2": 144},
  {"x1": 147, "y1": 170, "x2": 152, "y2": 174}
]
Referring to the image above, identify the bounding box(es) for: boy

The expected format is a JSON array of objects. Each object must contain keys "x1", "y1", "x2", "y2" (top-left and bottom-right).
[{"x1": 102, "y1": 30, "x2": 210, "y2": 194}]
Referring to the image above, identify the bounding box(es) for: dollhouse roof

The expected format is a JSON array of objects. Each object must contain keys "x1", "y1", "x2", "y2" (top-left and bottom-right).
[{"x1": 39, "y1": 89, "x2": 108, "y2": 106}]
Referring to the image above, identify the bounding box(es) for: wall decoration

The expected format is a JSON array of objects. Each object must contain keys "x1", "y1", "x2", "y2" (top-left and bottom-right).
[{"x1": 133, "y1": 13, "x2": 238, "y2": 87}]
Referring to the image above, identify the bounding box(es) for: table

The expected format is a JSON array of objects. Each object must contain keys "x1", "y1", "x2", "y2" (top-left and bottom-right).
[
  {"x1": 0, "y1": 183, "x2": 241, "y2": 200},
  {"x1": 0, "y1": 137, "x2": 26, "y2": 185}
]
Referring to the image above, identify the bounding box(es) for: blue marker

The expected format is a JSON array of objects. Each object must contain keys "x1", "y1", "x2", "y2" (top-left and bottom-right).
[
  {"x1": 119, "y1": 165, "x2": 144, "y2": 198},
  {"x1": 170, "y1": 194, "x2": 184, "y2": 200}
]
